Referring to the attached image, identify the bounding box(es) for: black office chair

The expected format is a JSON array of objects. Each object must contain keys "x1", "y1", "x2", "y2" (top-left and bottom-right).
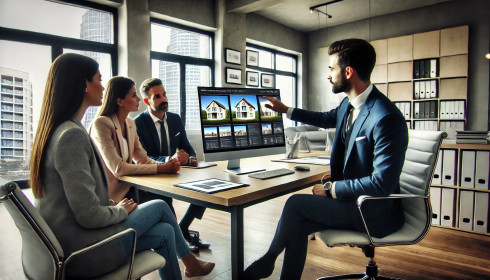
[
  {"x1": 0, "y1": 180, "x2": 166, "y2": 280},
  {"x1": 316, "y1": 130, "x2": 446, "y2": 280}
]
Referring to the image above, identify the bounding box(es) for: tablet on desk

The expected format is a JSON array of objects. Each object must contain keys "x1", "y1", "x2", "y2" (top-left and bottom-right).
[
  {"x1": 180, "y1": 162, "x2": 218, "y2": 169},
  {"x1": 174, "y1": 178, "x2": 248, "y2": 193}
]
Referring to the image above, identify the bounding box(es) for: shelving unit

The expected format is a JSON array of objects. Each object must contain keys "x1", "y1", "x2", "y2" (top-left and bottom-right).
[
  {"x1": 431, "y1": 143, "x2": 490, "y2": 236},
  {"x1": 371, "y1": 26, "x2": 488, "y2": 236},
  {"x1": 371, "y1": 25, "x2": 469, "y2": 137}
]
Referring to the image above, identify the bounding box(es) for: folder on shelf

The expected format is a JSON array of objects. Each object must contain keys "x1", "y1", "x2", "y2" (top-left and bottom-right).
[
  {"x1": 457, "y1": 101, "x2": 465, "y2": 119},
  {"x1": 442, "y1": 149, "x2": 456, "y2": 186},
  {"x1": 460, "y1": 150, "x2": 476, "y2": 188},
  {"x1": 430, "y1": 59, "x2": 438, "y2": 78},
  {"x1": 425, "y1": 81, "x2": 431, "y2": 99},
  {"x1": 440, "y1": 102, "x2": 446, "y2": 119},
  {"x1": 424, "y1": 101, "x2": 430, "y2": 118},
  {"x1": 430, "y1": 101, "x2": 436, "y2": 118},
  {"x1": 441, "y1": 188, "x2": 455, "y2": 227},
  {"x1": 414, "y1": 81, "x2": 420, "y2": 99},
  {"x1": 430, "y1": 187, "x2": 442, "y2": 225},
  {"x1": 432, "y1": 150, "x2": 443, "y2": 185},
  {"x1": 475, "y1": 151, "x2": 489, "y2": 190},
  {"x1": 420, "y1": 60, "x2": 425, "y2": 79},
  {"x1": 414, "y1": 102, "x2": 420, "y2": 119},
  {"x1": 473, "y1": 192, "x2": 489, "y2": 233},
  {"x1": 445, "y1": 101, "x2": 451, "y2": 119},
  {"x1": 419, "y1": 82, "x2": 426, "y2": 99},
  {"x1": 404, "y1": 102, "x2": 411, "y2": 119},
  {"x1": 449, "y1": 101, "x2": 456, "y2": 119},
  {"x1": 458, "y1": 190, "x2": 474, "y2": 230},
  {"x1": 424, "y1": 59, "x2": 431, "y2": 78},
  {"x1": 414, "y1": 60, "x2": 420, "y2": 79},
  {"x1": 430, "y1": 80, "x2": 437, "y2": 98}
]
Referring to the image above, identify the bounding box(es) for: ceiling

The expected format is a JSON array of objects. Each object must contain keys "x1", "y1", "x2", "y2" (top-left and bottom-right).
[{"x1": 227, "y1": 0, "x2": 454, "y2": 32}]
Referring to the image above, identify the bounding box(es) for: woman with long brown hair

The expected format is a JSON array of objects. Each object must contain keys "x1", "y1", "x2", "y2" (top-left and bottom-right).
[{"x1": 31, "y1": 54, "x2": 214, "y2": 279}]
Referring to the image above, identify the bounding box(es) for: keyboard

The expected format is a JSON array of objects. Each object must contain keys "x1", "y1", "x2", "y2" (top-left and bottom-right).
[{"x1": 248, "y1": 168, "x2": 295, "y2": 179}]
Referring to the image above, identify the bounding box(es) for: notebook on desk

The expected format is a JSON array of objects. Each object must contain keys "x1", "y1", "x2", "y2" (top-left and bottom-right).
[{"x1": 174, "y1": 178, "x2": 248, "y2": 193}]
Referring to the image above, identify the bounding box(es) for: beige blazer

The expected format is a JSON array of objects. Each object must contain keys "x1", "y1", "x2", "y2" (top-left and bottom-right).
[{"x1": 90, "y1": 114, "x2": 157, "y2": 202}]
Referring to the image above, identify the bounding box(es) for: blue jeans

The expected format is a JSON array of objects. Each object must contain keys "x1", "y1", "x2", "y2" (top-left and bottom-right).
[{"x1": 124, "y1": 200, "x2": 191, "y2": 280}]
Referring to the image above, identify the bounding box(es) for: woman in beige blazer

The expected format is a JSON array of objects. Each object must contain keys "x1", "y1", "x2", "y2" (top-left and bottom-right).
[
  {"x1": 90, "y1": 77, "x2": 180, "y2": 203},
  {"x1": 90, "y1": 76, "x2": 214, "y2": 278}
]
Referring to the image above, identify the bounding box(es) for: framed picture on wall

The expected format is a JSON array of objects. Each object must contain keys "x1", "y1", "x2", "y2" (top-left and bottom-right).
[
  {"x1": 261, "y1": 73, "x2": 274, "y2": 88},
  {"x1": 226, "y1": 67, "x2": 242, "y2": 85},
  {"x1": 225, "y1": 48, "x2": 241, "y2": 65},
  {"x1": 246, "y1": 71, "x2": 259, "y2": 87},
  {"x1": 246, "y1": 50, "x2": 259, "y2": 66}
]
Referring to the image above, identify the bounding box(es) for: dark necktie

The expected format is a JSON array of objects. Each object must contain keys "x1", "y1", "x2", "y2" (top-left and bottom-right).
[
  {"x1": 341, "y1": 103, "x2": 353, "y2": 144},
  {"x1": 159, "y1": 120, "x2": 168, "y2": 156}
]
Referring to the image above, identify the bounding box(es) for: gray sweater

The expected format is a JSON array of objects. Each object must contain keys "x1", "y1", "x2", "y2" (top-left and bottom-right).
[{"x1": 37, "y1": 119, "x2": 129, "y2": 277}]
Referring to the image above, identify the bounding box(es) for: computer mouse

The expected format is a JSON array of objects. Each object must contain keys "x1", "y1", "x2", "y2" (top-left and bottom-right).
[{"x1": 294, "y1": 165, "x2": 310, "y2": 171}]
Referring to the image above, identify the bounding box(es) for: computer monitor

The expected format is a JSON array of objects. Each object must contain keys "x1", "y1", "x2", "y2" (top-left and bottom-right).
[{"x1": 197, "y1": 87, "x2": 286, "y2": 174}]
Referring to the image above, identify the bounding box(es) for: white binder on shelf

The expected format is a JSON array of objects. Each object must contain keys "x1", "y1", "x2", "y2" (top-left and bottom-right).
[
  {"x1": 441, "y1": 188, "x2": 455, "y2": 227},
  {"x1": 430, "y1": 187, "x2": 442, "y2": 225},
  {"x1": 458, "y1": 190, "x2": 474, "y2": 230},
  {"x1": 404, "y1": 102, "x2": 411, "y2": 119},
  {"x1": 473, "y1": 192, "x2": 489, "y2": 233},
  {"x1": 432, "y1": 150, "x2": 443, "y2": 185},
  {"x1": 440, "y1": 102, "x2": 446, "y2": 119},
  {"x1": 430, "y1": 80, "x2": 437, "y2": 98},
  {"x1": 414, "y1": 102, "x2": 420, "y2": 119},
  {"x1": 460, "y1": 150, "x2": 476, "y2": 188},
  {"x1": 420, "y1": 83, "x2": 425, "y2": 99},
  {"x1": 457, "y1": 101, "x2": 465, "y2": 119},
  {"x1": 442, "y1": 149, "x2": 456, "y2": 186},
  {"x1": 475, "y1": 151, "x2": 489, "y2": 190},
  {"x1": 430, "y1": 59, "x2": 437, "y2": 78}
]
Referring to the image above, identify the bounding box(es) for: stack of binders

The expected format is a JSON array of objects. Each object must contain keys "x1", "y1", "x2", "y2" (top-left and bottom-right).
[{"x1": 455, "y1": 131, "x2": 489, "y2": 144}]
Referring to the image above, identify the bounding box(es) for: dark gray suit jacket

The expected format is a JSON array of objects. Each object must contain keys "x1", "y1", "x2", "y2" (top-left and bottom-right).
[
  {"x1": 291, "y1": 86, "x2": 408, "y2": 237},
  {"x1": 134, "y1": 110, "x2": 196, "y2": 162},
  {"x1": 37, "y1": 119, "x2": 129, "y2": 277}
]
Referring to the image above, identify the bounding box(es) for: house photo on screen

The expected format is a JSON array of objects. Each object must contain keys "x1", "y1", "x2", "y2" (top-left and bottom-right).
[{"x1": 231, "y1": 95, "x2": 259, "y2": 122}]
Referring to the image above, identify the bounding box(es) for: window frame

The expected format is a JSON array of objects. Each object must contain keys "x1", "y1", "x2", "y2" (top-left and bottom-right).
[
  {"x1": 246, "y1": 43, "x2": 298, "y2": 125},
  {"x1": 149, "y1": 18, "x2": 215, "y2": 125}
]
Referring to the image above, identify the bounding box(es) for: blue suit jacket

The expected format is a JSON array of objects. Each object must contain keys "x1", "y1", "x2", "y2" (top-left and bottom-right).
[
  {"x1": 292, "y1": 86, "x2": 408, "y2": 237},
  {"x1": 134, "y1": 110, "x2": 196, "y2": 162}
]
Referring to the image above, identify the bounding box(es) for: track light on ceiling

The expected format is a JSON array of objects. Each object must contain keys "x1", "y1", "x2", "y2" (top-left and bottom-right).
[{"x1": 309, "y1": 0, "x2": 343, "y2": 18}]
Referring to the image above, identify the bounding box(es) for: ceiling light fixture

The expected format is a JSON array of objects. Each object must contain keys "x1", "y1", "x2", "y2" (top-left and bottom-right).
[{"x1": 309, "y1": 0, "x2": 343, "y2": 18}]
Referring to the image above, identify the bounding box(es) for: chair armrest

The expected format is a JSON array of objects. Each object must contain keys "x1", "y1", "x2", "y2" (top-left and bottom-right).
[
  {"x1": 356, "y1": 194, "x2": 429, "y2": 244},
  {"x1": 62, "y1": 228, "x2": 137, "y2": 280}
]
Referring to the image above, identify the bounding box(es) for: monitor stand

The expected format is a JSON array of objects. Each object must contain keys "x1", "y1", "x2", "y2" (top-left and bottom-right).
[{"x1": 225, "y1": 159, "x2": 265, "y2": 175}]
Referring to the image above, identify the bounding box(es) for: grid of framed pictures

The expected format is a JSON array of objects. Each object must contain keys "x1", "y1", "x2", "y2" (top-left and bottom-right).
[{"x1": 246, "y1": 71, "x2": 259, "y2": 87}]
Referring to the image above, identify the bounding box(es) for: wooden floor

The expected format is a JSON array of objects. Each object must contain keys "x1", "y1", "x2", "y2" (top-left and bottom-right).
[{"x1": 1, "y1": 188, "x2": 489, "y2": 280}]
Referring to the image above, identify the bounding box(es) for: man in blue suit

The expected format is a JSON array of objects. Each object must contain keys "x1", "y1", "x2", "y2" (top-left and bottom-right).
[
  {"x1": 243, "y1": 39, "x2": 408, "y2": 279},
  {"x1": 134, "y1": 78, "x2": 209, "y2": 251}
]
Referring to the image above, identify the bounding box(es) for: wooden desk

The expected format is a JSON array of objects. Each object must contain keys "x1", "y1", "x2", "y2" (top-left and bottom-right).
[{"x1": 119, "y1": 153, "x2": 330, "y2": 279}]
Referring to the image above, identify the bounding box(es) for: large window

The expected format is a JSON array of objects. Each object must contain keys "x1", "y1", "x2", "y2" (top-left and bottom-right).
[
  {"x1": 245, "y1": 44, "x2": 298, "y2": 127},
  {"x1": 150, "y1": 19, "x2": 214, "y2": 130},
  {"x1": 0, "y1": 0, "x2": 117, "y2": 180}
]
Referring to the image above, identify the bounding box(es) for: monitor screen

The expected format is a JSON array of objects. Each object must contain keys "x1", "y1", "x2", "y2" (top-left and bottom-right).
[{"x1": 197, "y1": 87, "x2": 286, "y2": 174}]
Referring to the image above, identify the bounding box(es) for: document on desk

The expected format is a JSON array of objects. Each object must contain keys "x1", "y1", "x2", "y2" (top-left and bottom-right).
[
  {"x1": 272, "y1": 156, "x2": 330, "y2": 165},
  {"x1": 175, "y1": 178, "x2": 248, "y2": 193}
]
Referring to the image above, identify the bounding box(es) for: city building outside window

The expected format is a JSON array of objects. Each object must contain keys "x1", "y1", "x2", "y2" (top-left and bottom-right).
[
  {"x1": 150, "y1": 19, "x2": 214, "y2": 130},
  {"x1": 0, "y1": 0, "x2": 117, "y2": 180}
]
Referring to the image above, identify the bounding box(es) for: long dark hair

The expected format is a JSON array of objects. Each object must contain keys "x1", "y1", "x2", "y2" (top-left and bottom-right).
[
  {"x1": 30, "y1": 53, "x2": 99, "y2": 198},
  {"x1": 97, "y1": 76, "x2": 135, "y2": 117}
]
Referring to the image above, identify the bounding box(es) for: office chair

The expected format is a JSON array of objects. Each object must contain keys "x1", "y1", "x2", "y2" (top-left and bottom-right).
[
  {"x1": 0, "y1": 180, "x2": 166, "y2": 280},
  {"x1": 316, "y1": 130, "x2": 446, "y2": 280}
]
